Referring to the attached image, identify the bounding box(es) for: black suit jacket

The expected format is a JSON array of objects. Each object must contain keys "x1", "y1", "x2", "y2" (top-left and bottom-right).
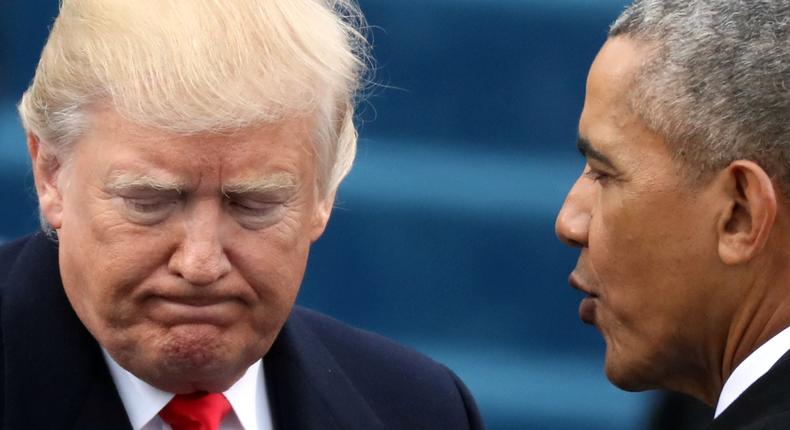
[
  {"x1": 708, "y1": 350, "x2": 790, "y2": 429},
  {"x1": 0, "y1": 233, "x2": 485, "y2": 429}
]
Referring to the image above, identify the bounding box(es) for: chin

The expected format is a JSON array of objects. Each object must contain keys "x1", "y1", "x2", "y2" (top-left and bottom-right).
[
  {"x1": 128, "y1": 324, "x2": 260, "y2": 393},
  {"x1": 603, "y1": 349, "x2": 659, "y2": 393},
  {"x1": 160, "y1": 324, "x2": 228, "y2": 362}
]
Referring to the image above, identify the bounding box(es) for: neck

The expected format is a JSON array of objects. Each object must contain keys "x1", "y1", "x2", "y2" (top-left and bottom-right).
[
  {"x1": 715, "y1": 269, "x2": 790, "y2": 404},
  {"x1": 665, "y1": 256, "x2": 790, "y2": 406}
]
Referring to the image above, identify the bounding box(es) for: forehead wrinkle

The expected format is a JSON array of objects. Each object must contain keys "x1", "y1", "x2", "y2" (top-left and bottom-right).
[
  {"x1": 221, "y1": 173, "x2": 298, "y2": 195},
  {"x1": 105, "y1": 171, "x2": 186, "y2": 193}
]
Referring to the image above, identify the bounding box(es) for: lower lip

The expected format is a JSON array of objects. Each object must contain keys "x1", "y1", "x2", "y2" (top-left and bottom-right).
[{"x1": 579, "y1": 297, "x2": 597, "y2": 325}]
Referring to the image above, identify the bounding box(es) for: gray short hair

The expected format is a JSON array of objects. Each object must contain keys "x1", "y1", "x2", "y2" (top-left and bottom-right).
[
  {"x1": 19, "y1": 0, "x2": 369, "y2": 199},
  {"x1": 610, "y1": 0, "x2": 790, "y2": 190}
]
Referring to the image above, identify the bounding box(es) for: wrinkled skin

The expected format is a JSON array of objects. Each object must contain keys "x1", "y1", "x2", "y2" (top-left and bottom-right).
[{"x1": 31, "y1": 108, "x2": 334, "y2": 393}]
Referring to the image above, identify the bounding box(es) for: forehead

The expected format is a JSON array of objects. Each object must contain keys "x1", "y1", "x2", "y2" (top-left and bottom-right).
[
  {"x1": 582, "y1": 37, "x2": 648, "y2": 125},
  {"x1": 73, "y1": 108, "x2": 315, "y2": 185},
  {"x1": 588, "y1": 37, "x2": 646, "y2": 94},
  {"x1": 579, "y1": 37, "x2": 667, "y2": 154}
]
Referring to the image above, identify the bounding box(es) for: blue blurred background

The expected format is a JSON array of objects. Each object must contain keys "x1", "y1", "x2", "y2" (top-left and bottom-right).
[{"x1": 0, "y1": 0, "x2": 674, "y2": 428}]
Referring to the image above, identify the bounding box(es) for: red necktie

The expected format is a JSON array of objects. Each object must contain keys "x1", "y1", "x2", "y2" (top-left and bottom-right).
[{"x1": 159, "y1": 392, "x2": 232, "y2": 430}]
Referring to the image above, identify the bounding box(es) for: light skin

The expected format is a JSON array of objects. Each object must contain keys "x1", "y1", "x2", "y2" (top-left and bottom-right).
[
  {"x1": 28, "y1": 108, "x2": 335, "y2": 393},
  {"x1": 556, "y1": 36, "x2": 790, "y2": 405}
]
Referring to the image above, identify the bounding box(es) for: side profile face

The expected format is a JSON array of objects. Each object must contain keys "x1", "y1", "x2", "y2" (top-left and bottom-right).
[
  {"x1": 33, "y1": 108, "x2": 333, "y2": 393},
  {"x1": 555, "y1": 37, "x2": 735, "y2": 392}
]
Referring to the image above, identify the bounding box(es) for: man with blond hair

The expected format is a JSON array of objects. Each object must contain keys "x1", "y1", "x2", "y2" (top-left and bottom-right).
[
  {"x1": 0, "y1": 1, "x2": 484, "y2": 429},
  {"x1": 557, "y1": 0, "x2": 790, "y2": 428}
]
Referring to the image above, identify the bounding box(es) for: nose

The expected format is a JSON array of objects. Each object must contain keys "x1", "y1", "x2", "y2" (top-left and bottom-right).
[
  {"x1": 168, "y1": 201, "x2": 231, "y2": 285},
  {"x1": 555, "y1": 173, "x2": 592, "y2": 248}
]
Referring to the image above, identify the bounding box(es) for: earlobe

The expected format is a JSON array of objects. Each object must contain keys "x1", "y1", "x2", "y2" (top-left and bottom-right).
[
  {"x1": 27, "y1": 132, "x2": 65, "y2": 229},
  {"x1": 309, "y1": 191, "x2": 336, "y2": 242},
  {"x1": 717, "y1": 160, "x2": 777, "y2": 265}
]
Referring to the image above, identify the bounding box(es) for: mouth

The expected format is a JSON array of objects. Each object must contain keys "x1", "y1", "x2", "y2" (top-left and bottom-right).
[
  {"x1": 569, "y1": 274, "x2": 599, "y2": 325},
  {"x1": 146, "y1": 295, "x2": 242, "y2": 325}
]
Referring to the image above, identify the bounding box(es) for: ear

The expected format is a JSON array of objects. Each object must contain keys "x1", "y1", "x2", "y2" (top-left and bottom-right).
[
  {"x1": 309, "y1": 190, "x2": 336, "y2": 242},
  {"x1": 717, "y1": 160, "x2": 777, "y2": 265},
  {"x1": 27, "y1": 132, "x2": 65, "y2": 229}
]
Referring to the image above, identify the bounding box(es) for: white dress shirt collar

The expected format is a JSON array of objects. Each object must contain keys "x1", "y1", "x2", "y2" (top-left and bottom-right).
[
  {"x1": 715, "y1": 325, "x2": 790, "y2": 417},
  {"x1": 102, "y1": 349, "x2": 273, "y2": 430}
]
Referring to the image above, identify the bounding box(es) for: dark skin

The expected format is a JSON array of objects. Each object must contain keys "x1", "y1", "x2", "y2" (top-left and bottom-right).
[{"x1": 556, "y1": 36, "x2": 790, "y2": 406}]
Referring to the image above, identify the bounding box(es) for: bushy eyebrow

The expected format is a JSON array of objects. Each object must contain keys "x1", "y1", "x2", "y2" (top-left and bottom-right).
[
  {"x1": 105, "y1": 172, "x2": 185, "y2": 194},
  {"x1": 104, "y1": 171, "x2": 297, "y2": 197},
  {"x1": 576, "y1": 135, "x2": 617, "y2": 170},
  {"x1": 221, "y1": 173, "x2": 298, "y2": 196}
]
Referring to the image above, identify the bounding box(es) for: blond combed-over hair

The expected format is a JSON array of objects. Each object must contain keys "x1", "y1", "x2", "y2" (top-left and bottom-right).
[{"x1": 19, "y1": 0, "x2": 369, "y2": 197}]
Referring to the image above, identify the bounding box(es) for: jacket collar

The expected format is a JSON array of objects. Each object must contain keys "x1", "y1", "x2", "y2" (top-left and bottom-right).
[
  {"x1": 709, "y1": 347, "x2": 790, "y2": 429},
  {"x1": 2, "y1": 234, "x2": 384, "y2": 430},
  {"x1": 1, "y1": 233, "x2": 132, "y2": 429},
  {"x1": 265, "y1": 307, "x2": 384, "y2": 430}
]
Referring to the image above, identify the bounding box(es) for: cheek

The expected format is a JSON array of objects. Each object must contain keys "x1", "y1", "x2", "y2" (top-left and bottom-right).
[
  {"x1": 231, "y1": 209, "x2": 314, "y2": 307},
  {"x1": 59, "y1": 208, "x2": 176, "y2": 331},
  {"x1": 590, "y1": 192, "x2": 711, "y2": 327},
  {"x1": 589, "y1": 202, "x2": 655, "y2": 288},
  {"x1": 271, "y1": 196, "x2": 320, "y2": 257},
  {"x1": 593, "y1": 189, "x2": 695, "y2": 268},
  {"x1": 588, "y1": 196, "x2": 670, "y2": 312},
  {"x1": 229, "y1": 247, "x2": 305, "y2": 341}
]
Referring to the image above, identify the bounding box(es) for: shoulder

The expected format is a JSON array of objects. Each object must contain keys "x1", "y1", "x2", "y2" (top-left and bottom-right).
[
  {"x1": 290, "y1": 306, "x2": 442, "y2": 369},
  {"x1": 286, "y1": 306, "x2": 485, "y2": 429},
  {"x1": 710, "y1": 352, "x2": 790, "y2": 430},
  {"x1": 0, "y1": 233, "x2": 56, "y2": 287},
  {"x1": 0, "y1": 234, "x2": 38, "y2": 283},
  {"x1": 726, "y1": 410, "x2": 790, "y2": 430},
  {"x1": 289, "y1": 306, "x2": 455, "y2": 380},
  {"x1": 0, "y1": 233, "x2": 50, "y2": 425}
]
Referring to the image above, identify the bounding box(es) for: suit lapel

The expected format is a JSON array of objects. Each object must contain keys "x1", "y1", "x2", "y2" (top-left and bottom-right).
[
  {"x1": 1, "y1": 234, "x2": 131, "y2": 429},
  {"x1": 72, "y1": 364, "x2": 136, "y2": 429},
  {"x1": 709, "y1": 348, "x2": 790, "y2": 429},
  {"x1": 264, "y1": 308, "x2": 384, "y2": 430},
  {"x1": 2, "y1": 234, "x2": 383, "y2": 429}
]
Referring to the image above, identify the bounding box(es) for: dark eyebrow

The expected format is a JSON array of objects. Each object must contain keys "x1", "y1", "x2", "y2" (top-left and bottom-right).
[{"x1": 576, "y1": 135, "x2": 617, "y2": 170}]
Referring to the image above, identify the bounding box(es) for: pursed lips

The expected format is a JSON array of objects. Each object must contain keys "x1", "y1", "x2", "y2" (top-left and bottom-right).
[
  {"x1": 144, "y1": 293, "x2": 245, "y2": 325},
  {"x1": 569, "y1": 273, "x2": 599, "y2": 325},
  {"x1": 153, "y1": 294, "x2": 240, "y2": 306},
  {"x1": 139, "y1": 280, "x2": 254, "y2": 306}
]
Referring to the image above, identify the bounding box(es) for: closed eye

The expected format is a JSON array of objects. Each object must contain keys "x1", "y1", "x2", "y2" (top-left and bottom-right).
[
  {"x1": 583, "y1": 164, "x2": 613, "y2": 184},
  {"x1": 119, "y1": 196, "x2": 179, "y2": 225},
  {"x1": 584, "y1": 169, "x2": 609, "y2": 183},
  {"x1": 226, "y1": 197, "x2": 286, "y2": 229},
  {"x1": 125, "y1": 198, "x2": 174, "y2": 213},
  {"x1": 228, "y1": 199, "x2": 281, "y2": 215}
]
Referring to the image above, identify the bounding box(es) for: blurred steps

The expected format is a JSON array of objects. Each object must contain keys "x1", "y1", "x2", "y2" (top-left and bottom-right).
[{"x1": 0, "y1": 0, "x2": 656, "y2": 429}]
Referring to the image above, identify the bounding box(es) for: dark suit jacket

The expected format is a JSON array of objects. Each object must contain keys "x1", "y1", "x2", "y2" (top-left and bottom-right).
[
  {"x1": 0, "y1": 233, "x2": 485, "y2": 429},
  {"x1": 708, "y1": 350, "x2": 790, "y2": 429}
]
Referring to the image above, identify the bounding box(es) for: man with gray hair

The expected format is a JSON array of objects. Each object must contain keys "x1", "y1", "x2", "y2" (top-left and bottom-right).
[
  {"x1": 556, "y1": 0, "x2": 790, "y2": 428},
  {"x1": 0, "y1": 1, "x2": 484, "y2": 429}
]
